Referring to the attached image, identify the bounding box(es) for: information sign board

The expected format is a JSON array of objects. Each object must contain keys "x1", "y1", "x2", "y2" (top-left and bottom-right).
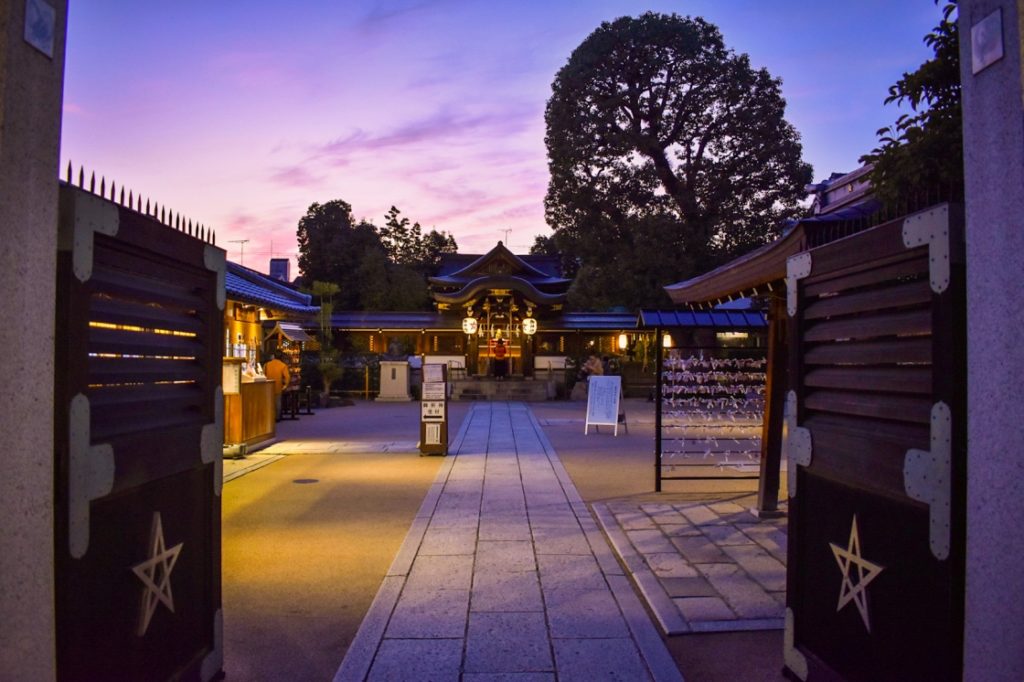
[
  {"x1": 423, "y1": 364, "x2": 445, "y2": 383},
  {"x1": 585, "y1": 376, "x2": 626, "y2": 436},
  {"x1": 421, "y1": 399, "x2": 445, "y2": 421},
  {"x1": 422, "y1": 382, "x2": 446, "y2": 400}
]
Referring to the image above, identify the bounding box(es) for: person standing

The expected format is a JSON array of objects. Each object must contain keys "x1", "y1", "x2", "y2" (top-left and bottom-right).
[
  {"x1": 493, "y1": 338, "x2": 508, "y2": 379},
  {"x1": 264, "y1": 350, "x2": 290, "y2": 420}
]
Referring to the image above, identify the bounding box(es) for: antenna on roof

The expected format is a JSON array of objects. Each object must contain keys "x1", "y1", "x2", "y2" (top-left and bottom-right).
[{"x1": 229, "y1": 239, "x2": 250, "y2": 266}]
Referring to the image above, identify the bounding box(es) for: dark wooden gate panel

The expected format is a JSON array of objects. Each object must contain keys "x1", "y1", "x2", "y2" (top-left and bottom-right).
[
  {"x1": 55, "y1": 184, "x2": 226, "y2": 681},
  {"x1": 783, "y1": 204, "x2": 965, "y2": 681}
]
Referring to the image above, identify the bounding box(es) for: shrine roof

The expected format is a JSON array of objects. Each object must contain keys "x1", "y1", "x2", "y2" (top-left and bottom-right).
[
  {"x1": 226, "y1": 261, "x2": 317, "y2": 315},
  {"x1": 430, "y1": 242, "x2": 571, "y2": 286}
]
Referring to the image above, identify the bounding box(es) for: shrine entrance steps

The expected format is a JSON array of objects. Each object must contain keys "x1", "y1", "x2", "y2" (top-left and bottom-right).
[{"x1": 451, "y1": 377, "x2": 554, "y2": 401}]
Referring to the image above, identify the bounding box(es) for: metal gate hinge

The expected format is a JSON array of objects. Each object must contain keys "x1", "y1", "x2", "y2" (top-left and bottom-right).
[
  {"x1": 201, "y1": 387, "x2": 224, "y2": 497},
  {"x1": 69, "y1": 394, "x2": 115, "y2": 558},
  {"x1": 786, "y1": 252, "x2": 812, "y2": 317},
  {"x1": 904, "y1": 402, "x2": 952, "y2": 560},
  {"x1": 58, "y1": 189, "x2": 119, "y2": 283},
  {"x1": 784, "y1": 391, "x2": 812, "y2": 497},
  {"x1": 902, "y1": 205, "x2": 951, "y2": 294},
  {"x1": 203, "y1": 245, "x2": 226, "y2": 311},
  {"x1": 784, "y1": 608, "x2": 808, "y2": 680}
]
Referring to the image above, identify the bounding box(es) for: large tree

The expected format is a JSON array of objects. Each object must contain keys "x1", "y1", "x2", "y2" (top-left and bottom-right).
[
  {"x1": 861, "y1": 2, "x2": 961, "y2": 208},
  {"x1": 296, "y1": 200, "x2": 385, "y2": 309},
  {"x1": 297, "y1": 201, "x2": 454, "y2": 311},
  {"x1": 379, "y1": 206, "x2": 459, "y2": 274},
  {"x1": 545, "y1": 12, "x2": 812, "y2": 308}
]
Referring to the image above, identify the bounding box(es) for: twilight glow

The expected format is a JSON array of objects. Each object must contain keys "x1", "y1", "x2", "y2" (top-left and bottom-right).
[{"x1": 61, "y1": 1, "x2": 939, "y2": 274}]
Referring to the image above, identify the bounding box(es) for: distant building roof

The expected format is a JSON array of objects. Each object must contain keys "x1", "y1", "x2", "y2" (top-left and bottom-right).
[
  {"x1": 545, "y1": 312, "x2": 638, "y2": 331},
  {"x1": 225, "y1": 261, "x2": 317, "y2": 315},
  {"x1": 636, "y1": 309, "x2": 768, "y2": 329},
  {"x1": 331, "y1": 311, "x2": 449, "y2": 330}
]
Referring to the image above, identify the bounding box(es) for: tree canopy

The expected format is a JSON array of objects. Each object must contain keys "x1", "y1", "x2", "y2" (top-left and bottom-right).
[
  {"x1": 296, "y1": 200, "x2": 457, "y2": 311},
  {"x1": 861, "y1": 2, "x2": 961, "y2": 209},
  {"x1": 544, "y1": 12, "x2": 812, "y2": 308}
]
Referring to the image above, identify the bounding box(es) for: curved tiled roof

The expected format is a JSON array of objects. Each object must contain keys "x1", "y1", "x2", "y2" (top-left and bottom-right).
[
  {"x1": 431, "y1": 275, "x2": 568, "y2": 305},
  {"x1": 225, "y1": 261, "x2": 317, "y2": 315}
]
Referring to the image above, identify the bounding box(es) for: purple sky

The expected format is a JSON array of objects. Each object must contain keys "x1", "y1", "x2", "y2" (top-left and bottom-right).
[{"x1": 60, "y1": 1, "x2": 941, "y2": 274}]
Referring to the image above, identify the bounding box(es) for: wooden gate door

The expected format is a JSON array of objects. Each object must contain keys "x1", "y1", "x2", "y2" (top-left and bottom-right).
[
  {"x1": 782, "y1": 204, "x2": 965, "y2": 681},
  {"x1": 54, "y1": 183, "x2": 226, "y2": 681}
]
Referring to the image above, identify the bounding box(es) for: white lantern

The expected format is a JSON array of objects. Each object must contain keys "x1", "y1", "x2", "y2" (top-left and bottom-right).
[
  {"x1": 522, "y1": 318, "x2": 537, "y2": 336},
  {"x1": 618, "y1": 333, "x2": 628, "y2": 350},
  {"x1": 462, "y1": 316, "x2": 478, "y2": 335}
]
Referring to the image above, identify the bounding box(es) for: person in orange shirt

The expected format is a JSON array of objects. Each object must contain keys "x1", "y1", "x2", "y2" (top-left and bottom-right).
[
  {"x1": 264, "y1": 350, "x2": 291, "y2": 420},
  {"x1": 493, "y1": 338, "x2": 508, "y2": 379}
]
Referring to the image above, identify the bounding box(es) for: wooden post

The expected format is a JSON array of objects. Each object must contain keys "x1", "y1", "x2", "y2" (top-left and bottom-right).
[
  {"x1": 654, "y1": 327, "x2": 664, "y2": 492},
  {"x1": 755, "y1": 295, "x2": 787, "y2": 516}
]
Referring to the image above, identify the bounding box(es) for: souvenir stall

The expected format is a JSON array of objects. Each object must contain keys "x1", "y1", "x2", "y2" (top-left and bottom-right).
[{"x1": 223, "y1": 261, "x2": 317, "y2": 447}]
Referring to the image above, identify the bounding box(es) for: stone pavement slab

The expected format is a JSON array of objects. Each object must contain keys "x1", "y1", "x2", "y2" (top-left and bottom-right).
[
  {"x1": 595, "y1": 499, "x2": 788, "y2": 635},
  {"x1": 335, "y1": 403, "x2": 682, "y2": 682}
]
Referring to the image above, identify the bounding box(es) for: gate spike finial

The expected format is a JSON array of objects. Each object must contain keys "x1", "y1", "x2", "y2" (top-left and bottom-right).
[
  {"x1": 188, "y1": 219, "x2": 193, "y2": 235},
  {"x1": 119, "y1": 186, "x2": 125, "y2": 205},
  {"x1": 145, "y1": 199, "x2": 150, "y2": 215},
  {"x1": 66, "y1": 160, "x2": 72, "y2": 183},
  {"x1": 78, "y1": 166, "x2": 84, "y2": 188},
  {"x1": 99, "y1": 177, "x2": 105, "y2": 196},
  {"x1": 128, "y1": 190, "x2": 133, "y2": 207},
  {"x1": 160, "y1": 207, "x2": 166, "y2": 223},
  {"x1": 212, "y1": 230, "x2": 216, "y2": 245},
  {"x1": 89, "y1": 172, "x2": 95, "y2": 193},
  {"x1": 109, "y1": 181, "x2": 116, "y2": 201}
]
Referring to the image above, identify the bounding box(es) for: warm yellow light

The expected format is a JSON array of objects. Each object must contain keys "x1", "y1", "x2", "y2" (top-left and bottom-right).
[
  {"x1": 522, "y1": 318, "x2": 537, "y2": 335},
  {"x1": 462, "y1": 316, "x2": 478, "y2": 334},
  {"x1": 618, "y1": 333, "x2": 628, "y2": 350},
  {"x1": 662, "y1": 333, "x2": 673, "y2": 348},
  {"x1": 89, "y1": 321, "x2": 196, "y2": 338}
]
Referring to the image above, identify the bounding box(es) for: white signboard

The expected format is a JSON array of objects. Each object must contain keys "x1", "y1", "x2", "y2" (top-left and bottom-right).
[
  {"x1": 423, "y1": 363, "x2": 445, "y2": 383},
  {"x1": 222, "y1": 363, "x2": 241, "y2": 396},
  {"x1": 425, "y1": 423, "x2": 441, "y2": 445},
  {"x1": 421, "y1": 399, "x2": 445, "y2": 421},
  {"x1": 585, "y1": 376, "x2": 626, "y2": 436},
  {"x1": 422, "y1": 382, "x2": 446, "y2": 401}
]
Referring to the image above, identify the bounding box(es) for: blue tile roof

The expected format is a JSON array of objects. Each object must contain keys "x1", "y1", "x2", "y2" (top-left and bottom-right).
[
  {"x1": 636, "y1": 309, "x2": 767, "y2": 329},
  {"x1": 225, "y1": 262, "x2": 317, "y2": 315}
]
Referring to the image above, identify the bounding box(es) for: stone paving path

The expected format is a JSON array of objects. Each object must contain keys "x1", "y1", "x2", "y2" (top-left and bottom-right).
[
  {"x1": 335, "y1": 402, "x2": 682, "y2": 681},
  {"x1": 594, "y1": 500, "x2": 788, "y2": 635}
]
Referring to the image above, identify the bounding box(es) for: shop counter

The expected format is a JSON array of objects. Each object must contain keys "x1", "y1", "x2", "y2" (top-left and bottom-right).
[{"x1": 224, "y1": 379, "x2": 276, "y2": 447}]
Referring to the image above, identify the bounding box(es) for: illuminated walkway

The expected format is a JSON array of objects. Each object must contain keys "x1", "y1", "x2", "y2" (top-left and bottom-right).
[{"x1": 334, "y1": 402, "x2": 682, "y2": 681}]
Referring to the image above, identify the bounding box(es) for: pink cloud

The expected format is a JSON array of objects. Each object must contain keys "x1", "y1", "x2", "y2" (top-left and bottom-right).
[{"x1": 269, "y1": 165, "x2": 325, "y2": 188}]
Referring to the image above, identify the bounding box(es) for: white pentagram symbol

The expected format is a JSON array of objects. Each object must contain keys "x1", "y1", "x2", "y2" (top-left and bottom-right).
[
  {"x1": 830, "y1": 514, "x2": 884, "y2": 632},
  {"x1": 131, "y1": 511, "x2": 184, "y2": 637}
]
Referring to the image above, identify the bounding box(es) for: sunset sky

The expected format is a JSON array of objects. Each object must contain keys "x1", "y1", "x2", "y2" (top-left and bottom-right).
[{"x1": 60, "y1": 1, "x2": 942, "y2": 274}]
